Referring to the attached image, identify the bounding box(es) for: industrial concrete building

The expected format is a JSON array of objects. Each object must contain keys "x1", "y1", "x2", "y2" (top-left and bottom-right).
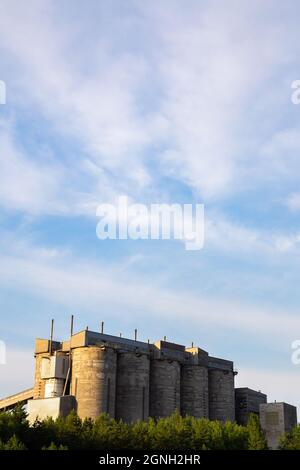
[
  {"x1": 0, "y1": 320, "x2": 297, "y2": 449},
  {"x1": 260, "y1": 402, "x2": 297, "y2": 449},
  {"x1": 235, "y1": 387, "x2": 267, "y2": 425},
  {"x1": 0, "y1": 323, "x2": 237, "y2": 424}
]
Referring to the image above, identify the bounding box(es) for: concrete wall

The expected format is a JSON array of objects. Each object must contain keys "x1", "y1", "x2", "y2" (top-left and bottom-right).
[
  {"x1": 27, "y1": 396, "x2": 76, "y2": 424},
  {"x1": 235, "y1": 388, "x2": 267, "y2": 425},
  {"x1": 260, "y1": 402, "x2": 297, "y2": 449},
  {"x1": 115, "y1": 352, "x2": 150, "y2": 423}
]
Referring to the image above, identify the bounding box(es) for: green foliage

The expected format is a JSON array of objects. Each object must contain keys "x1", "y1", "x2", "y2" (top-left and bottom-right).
[
  {"x1": 279, "y1": 424, "x2": 300, "y2": 449},
  {"x1": 0, "y1": 405, "x2": 29, "y2": 444},
  {"x1": 42, "y1": 442, "x2": 68, "y2": 450},
  {"x1": 0, "y1": 434, "x2": 27, "y2": 450},
  {"x1": 246, "y1": 413, "x2": 268, "y2": 450},
  {"x1": 0, "y1": 408, "x2": 273, "y2": 450}
]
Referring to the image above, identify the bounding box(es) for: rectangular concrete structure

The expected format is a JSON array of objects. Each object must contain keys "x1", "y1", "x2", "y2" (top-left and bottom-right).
[
  {"x1": 27, "y1": 396, "x2": 76, "y2": 424},
  {"x1": 235, "y1": 388, "x2": 267, "y2": 425},
  {"x1": 260, "y1": 402, "x2": 297, "y2": 449}
]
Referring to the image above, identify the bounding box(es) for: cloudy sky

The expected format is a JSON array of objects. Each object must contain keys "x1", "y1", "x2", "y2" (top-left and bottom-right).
[{"x1": 1, "y1": 0, "x2": 300, "y2": 412}]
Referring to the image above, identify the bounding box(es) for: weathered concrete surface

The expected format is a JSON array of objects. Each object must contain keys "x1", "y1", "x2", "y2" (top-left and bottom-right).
[
  {"x1": 235, "y1": 387, "x2": 267, "y2": 425},
  {"x1": 181, "y1": 365, "x2": 209, "y2": 418},
  {"x1": 116, "y1": 352, "x2": 150, "y2": 423},
  {"x1": 149, "y1": 359, "x2": 181, "y2": 419},
  {"x1": 208, "y1": 366, "x2": 235, "y2": 422},
  {"x1": 71, "y1": 346, "x2": 117, "y2": 420},
  {"x1": 10, "y1": 329, "x2": 241, "y2": 423},
  {"x1": 27, "y1": 395, "x2": 76, "y2": 424},
  {"x1": 260, "y1": 402, "x2": 297, "y2": 449}
]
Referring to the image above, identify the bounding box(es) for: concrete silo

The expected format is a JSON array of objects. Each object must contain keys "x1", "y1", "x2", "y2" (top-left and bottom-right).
[
  {"x1": 71, "y1": 346, "x2": 117, "y2": 420},
  {"x1": 208, "y1": 357, "x2": 235, "y2": 422},
  {"x1": 115, "y1": 352, "x2": 150, "y2": 423},
  {"x1": 181, "y1": 365, "x2": 209, "y2": 418},
  {"x1": 149, "y1": 359, "x2": 181, "y2": 419}
]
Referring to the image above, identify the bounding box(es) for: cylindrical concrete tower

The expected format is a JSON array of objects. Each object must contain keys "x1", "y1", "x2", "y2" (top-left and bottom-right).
[
  {"x1": 115, "y1": 352, "x2": 150, "y2": 423},
  {"x1": 181, "y1": 365, "x2": 209, "y2": 418},
  {"x1": 149, "y1": 359, "x2": 181, "y2": 419},
  {"x1": 208, "y1": 369, "x2": 235, "y2": 422},
  {"x1": 71, "y1": 346, "x2": 117, "y2": 420}
]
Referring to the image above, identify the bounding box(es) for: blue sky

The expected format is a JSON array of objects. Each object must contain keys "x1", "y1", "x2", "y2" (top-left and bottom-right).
[{"x1": 1, "y1": 0, "x2": 300, "y2": 411}]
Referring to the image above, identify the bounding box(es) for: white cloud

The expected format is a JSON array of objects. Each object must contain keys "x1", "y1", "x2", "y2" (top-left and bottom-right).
[
  {"x1": 0, "y1": 119, "x2": 128, "y2": 216},
  {"x1": 1, "y1": 0, "x2": 299, "y2": 206},
  {"x1": 0, "y1": 120, "x2": 67, "y2": 215},
  {"x1": 142, "y1": 0, "x2": 299, "y2": 199},
  {"x1": 206, "y1": 213, "x2": 300, "y2": 256},
  {"x1": 0, "y1": 0, "x2": 159, "y2": 190}
]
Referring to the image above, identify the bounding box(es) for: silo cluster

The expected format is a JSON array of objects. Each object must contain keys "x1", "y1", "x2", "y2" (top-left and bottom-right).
[{"x1": 31, "y1": 329, "x2": 236, "y2": 423}]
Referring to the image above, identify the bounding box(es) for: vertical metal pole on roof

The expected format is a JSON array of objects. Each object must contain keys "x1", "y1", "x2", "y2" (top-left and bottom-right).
[
  {"x1": 70, "y1": 315, "x2": 74, "y2": 336},
  {"x1": 49, "y1": 318, "x2": 54, "y2": 355},
  {"x1": 134, "y1": 329, "x2": 138, "y2": 341},
  {"x1": 101, "y1": 321, "x2": 104, "y2": 334},
  {"x1": 63, "y1": 315, "x2": 73, "y2": 397}
]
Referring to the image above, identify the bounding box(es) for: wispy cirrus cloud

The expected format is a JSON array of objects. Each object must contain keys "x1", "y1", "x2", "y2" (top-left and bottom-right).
[
  {"x1": 1, "y1": 0, "x2": 300, "y2": 408},
  {"x1": 1, "y1": 0, "x2": 300, "y2": 206},
  {"x1": 0, "y1": 120, "x2": 65, "y2": 215}
]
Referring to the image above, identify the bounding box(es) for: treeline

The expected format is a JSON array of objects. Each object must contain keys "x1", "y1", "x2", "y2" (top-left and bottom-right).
[{"x1": 0, "y1": 407, "x2": 272, "y2": 450}]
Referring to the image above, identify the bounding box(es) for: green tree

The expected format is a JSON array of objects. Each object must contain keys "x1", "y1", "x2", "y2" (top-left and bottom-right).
[
  {"x1": 0, "y1": 434, "x2": 27, "y2": 450},
  {"x1": 0, "y1": 405, "x2": 29, "y2": 444},
  {"x1": 246, "y1": 413, "x2": 268, "y2": 450},
  {"x1": 222, "y1": 421, "x2": 248, "y2": 450},
  {"x1": 279, "y1": 424, "x2": 300, "y2": 449},
  {"x1": 42, "y1": 442, "x2": 68, "y2": 450}
]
